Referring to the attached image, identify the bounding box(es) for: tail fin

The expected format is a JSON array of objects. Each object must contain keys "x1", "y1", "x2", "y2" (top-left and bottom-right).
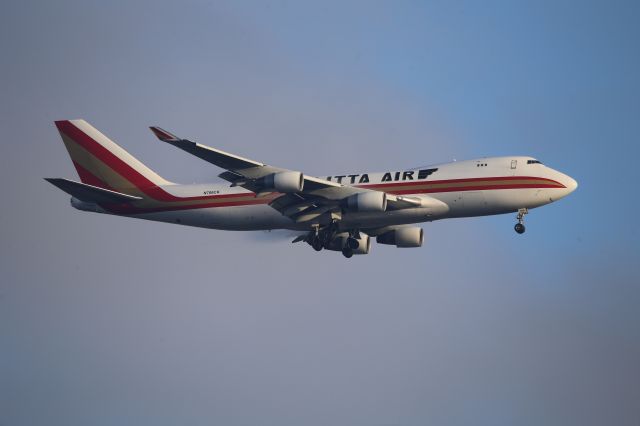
[{"x1": 55, "y1": 120, "x2": 171, "y2": 193}]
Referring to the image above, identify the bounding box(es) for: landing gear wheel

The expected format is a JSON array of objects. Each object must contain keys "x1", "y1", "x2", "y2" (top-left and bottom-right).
[
  {"x1": 342, "y1": 247, "x2": 354, "y2": 258},
  {"x1": 346, "y1": 237, "x2": 360, "y2": 250},
  {"x1": 514, "y1": 208, "x2": 528, "y2": 235},
  {"x1": 312, "y1": 238, "x2": 323, "y2": 251}
]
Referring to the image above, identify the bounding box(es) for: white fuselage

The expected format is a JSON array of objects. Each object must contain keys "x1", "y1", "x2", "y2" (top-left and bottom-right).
[{"x1": 80, "y1": 156, "x2": 576, "y2": 231}]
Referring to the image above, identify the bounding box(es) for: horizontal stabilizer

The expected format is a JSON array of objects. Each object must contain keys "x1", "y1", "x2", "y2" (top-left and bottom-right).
[{"x1": 45, "y1": 178, "x2": 143, "y2": 204}]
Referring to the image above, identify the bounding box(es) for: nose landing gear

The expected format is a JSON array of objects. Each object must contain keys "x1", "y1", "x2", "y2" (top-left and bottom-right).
[{"x1": 514, "y1": 208, "x2": 528, "y2": 234}]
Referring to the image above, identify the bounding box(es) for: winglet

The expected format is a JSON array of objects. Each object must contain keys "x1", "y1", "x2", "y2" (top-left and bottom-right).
[{"x1": 150, "y1": 126, "x2": 181, "y2": 142}]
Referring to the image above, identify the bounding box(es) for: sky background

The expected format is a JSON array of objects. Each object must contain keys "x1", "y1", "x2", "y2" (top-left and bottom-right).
[{"x1": 1, "y1": 1, "x2": 639, "y2": 425}]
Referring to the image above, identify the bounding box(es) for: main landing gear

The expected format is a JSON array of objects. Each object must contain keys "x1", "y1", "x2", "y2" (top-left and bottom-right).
[
  {"x1": 341, "y1": 247, "x2": 354, "y2": 258},
  {"x1": 311, "y1": 238, "x2": 323, "y2": 251},
  {"x1": 514, "y1": 208, "x2": 528, "y2": 234},
  {"x1": 310, "y1": 224, "x2": 323, "y2": 251},
  {"x1": 305, "y1": 222, "x2": 360, "y2": 258}
]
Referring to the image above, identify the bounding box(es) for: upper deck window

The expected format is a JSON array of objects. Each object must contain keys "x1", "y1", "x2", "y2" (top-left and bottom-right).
[{"x1": 527, "y1": 159, "x2": 542, "y2": 165}]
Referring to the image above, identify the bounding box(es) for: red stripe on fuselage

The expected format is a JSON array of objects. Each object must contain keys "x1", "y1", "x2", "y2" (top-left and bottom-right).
[
  {"x1": 100, "y1": 179, "x2": 565, "y2": 215},
  {"x1": 360, "y1": 175, "x2": 565, "y2": 190},
  {"x1": 388, "y1": 183, "x2": 563, "y2": 195}
]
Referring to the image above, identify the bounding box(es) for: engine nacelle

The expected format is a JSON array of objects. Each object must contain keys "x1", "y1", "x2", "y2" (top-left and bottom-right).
[
  {"x1": 261, "y1": 171, "x2": 304, "y2": 193},
  {"x1": 346, "y1": 191, "x2": 387, "y2": 212},
  {"x1": 376, "y1": 227, "x2": 424, "y2": 248},
  {"x1": 325, "y1": 233, "x2": 372, "y2": 254}
]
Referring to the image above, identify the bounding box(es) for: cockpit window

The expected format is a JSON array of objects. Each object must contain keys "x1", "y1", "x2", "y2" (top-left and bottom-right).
[{"x1": 527, "y1": 159, "x2": 542, "y2": 165}]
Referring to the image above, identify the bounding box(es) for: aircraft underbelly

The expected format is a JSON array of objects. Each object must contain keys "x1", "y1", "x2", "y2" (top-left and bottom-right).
[
  {"x1": 340, "y1": 207, "x2": 445, "y2": 229},
  {"x1": 431, "y1": 188, "x2": 557, "y2": 218}
]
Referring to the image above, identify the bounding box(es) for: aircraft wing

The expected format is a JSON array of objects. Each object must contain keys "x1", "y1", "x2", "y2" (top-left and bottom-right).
[
  {"x1": 150, "y1": 126, "x2": 284, "y2": 179},
  {"x1": 150, "y1": 126, "x2": 427, "y2": 222}
]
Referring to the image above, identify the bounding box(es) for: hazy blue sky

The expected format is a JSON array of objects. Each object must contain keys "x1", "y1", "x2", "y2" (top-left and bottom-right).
[{"x1": 1, "y1": 1, "x2": 639, "y2": 425}]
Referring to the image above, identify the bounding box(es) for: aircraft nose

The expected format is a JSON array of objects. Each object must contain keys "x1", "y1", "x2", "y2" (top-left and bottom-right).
[{"x1": 564, "y1": 175, "x2": 578, "y2": 194}]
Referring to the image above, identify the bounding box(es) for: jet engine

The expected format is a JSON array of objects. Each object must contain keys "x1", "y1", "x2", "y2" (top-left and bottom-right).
[
  {"x1": 346, "y1": 191, "x2": 387, "y2": 212},
  {"x1": 376, "y1": 227, "x2": 424, "y2": 248},
  {"x1": 325, "y1": 232, "x2": 372, "y2": 255},
  {"x1": 261, "y1": 171, "x2": 304, "y2": 193}
]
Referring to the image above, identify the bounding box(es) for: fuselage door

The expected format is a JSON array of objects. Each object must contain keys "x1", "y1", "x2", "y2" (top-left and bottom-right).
[{"x1": 511, "y1": 159, "x2": 517, "y2": 169}]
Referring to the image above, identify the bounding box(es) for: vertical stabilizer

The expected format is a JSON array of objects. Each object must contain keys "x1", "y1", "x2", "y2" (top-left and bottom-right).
[{"x1": 55, "y1": 119, "x2": 171, "y2": 192}]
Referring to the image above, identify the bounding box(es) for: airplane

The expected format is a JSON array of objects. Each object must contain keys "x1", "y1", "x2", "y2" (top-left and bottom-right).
[{"x1": 46, "y1": 119, "x2": 578, "y2": 258}]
